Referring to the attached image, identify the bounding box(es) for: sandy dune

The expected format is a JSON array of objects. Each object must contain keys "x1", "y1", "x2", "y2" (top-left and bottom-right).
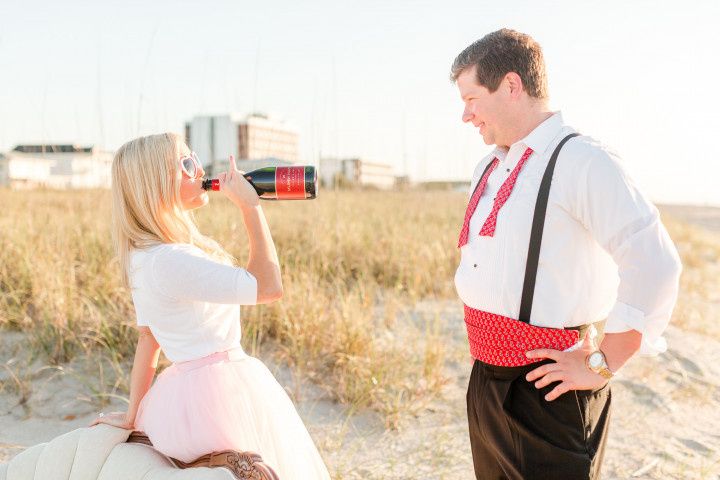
[{"x1": 2, "y1": 300, "x2": 718, "y2": 479}]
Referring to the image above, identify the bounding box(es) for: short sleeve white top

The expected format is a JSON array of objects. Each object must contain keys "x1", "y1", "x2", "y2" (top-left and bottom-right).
[{"x1": 128, "y1": 243, "x2": 258, "y2": 363}]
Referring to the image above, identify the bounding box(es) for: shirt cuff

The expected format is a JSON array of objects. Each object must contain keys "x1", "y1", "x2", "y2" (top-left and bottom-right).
[{"x1": 604, "y1": 301, "x2": 667, "y2": 355}]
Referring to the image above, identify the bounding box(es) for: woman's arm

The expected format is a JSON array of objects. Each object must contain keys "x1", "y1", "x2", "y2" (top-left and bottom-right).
[
  {"x1": 89, "y1": 326, "x2": 161, "y2": 429},
  {"x1": 125, "y1": 327, "x2": 161, "y2": 427},
  {"x1": 218, "y1": 155, "x2": 283, "y2": 304},
  {"x1": 240, "y1": 205, "x2": 283, "y2": 304}
]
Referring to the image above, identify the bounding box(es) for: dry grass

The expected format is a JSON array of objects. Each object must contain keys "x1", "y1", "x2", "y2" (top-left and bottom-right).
[
  {"x1": 1, "y1": 189, "x2": 717, "y2": 426},
  {"x1": 660, "y1": 213, "x2": 720, "y2": 340},
  {"x1": 0, "y1": 189, "x2": 462, "y2": 424}
]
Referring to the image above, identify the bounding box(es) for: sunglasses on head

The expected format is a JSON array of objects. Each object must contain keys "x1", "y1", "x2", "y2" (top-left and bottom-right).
[{"x1": 179, "y1": 152, "x2": 202, "y2": 178}]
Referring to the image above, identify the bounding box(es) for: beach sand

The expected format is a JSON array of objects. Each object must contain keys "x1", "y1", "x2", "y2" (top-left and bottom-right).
[
  {"x1": 2, "y1": 206, "x2": 719, "y2": 479},
  {"x1": 2, "y1": 306, "x2": 718, "y2": 479}
]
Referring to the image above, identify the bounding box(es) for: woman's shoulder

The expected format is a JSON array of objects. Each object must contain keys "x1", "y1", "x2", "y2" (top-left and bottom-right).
[
  {"x1": 133, "y1": 242, "x2": 202, "y2": 254},
  {"x1": 131, "y1": 242, "x2": 208, "y2": 264},
  {"x1": 129, "y1": 243, "x2": 208, "y2": 283}
]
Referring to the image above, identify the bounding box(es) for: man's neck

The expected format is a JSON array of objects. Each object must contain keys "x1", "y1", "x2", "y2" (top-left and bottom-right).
[{"x1": 498, "y1": 106, "x2": 554, "y2": 150}]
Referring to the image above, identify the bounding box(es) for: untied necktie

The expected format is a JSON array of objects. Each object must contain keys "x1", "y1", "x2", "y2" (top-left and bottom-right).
[{"x1": 457, "y1": 146, "x2": 534, "y2": 247}]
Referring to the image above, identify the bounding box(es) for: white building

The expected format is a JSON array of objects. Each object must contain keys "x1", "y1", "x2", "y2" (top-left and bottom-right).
[
  {"x1": 0, "y1": 145, "x2": 113, "y2": 189},
  {"x1": 209, "y1": 157, "x2": 297, "y2": 176},
  {"x1": 319, "y1": 157, "x2": 396, "y2": 189},
  {"x1": 185, "y1": 113, "x2": 299, "y2": 175}
]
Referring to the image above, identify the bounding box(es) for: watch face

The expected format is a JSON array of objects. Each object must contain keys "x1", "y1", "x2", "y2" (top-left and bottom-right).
[{"x1": 589, "y1": 352, "x2": 603, "y2": 369}]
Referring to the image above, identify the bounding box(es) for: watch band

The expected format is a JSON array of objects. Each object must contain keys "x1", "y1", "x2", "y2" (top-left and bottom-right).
[
  {"x1": 586, "y1": 350, "x2": 614, "y2": 379},
  {"x1": 597, "y1": 367, "x2": 613, "y2": 379}
]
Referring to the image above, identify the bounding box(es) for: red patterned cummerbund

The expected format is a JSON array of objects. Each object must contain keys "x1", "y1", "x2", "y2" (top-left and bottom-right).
[{"x1": 464, "y1": 305, "x2": 580, "y2": 367}]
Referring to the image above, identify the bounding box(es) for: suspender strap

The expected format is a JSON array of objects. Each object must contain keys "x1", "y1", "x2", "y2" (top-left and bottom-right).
[
  {"x1": 518, "y1": 133, "x2": 580, "y2": 323},
  {"x1": 469, "y1": 158, "x2": 497, "y2": 198}
]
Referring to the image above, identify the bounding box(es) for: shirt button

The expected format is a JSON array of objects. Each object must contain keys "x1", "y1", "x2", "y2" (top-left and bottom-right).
[
  {"x1": 473, "y1": 264, "x2": 478, "y2": 268},
  {"x1": 506, "y1": 168, "x2": 510, "y2": 172}
]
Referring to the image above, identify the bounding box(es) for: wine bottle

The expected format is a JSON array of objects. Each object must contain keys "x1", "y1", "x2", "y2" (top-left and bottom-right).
[{"x1": 202, "y1": 166, "x2": 317, "y2": 200}]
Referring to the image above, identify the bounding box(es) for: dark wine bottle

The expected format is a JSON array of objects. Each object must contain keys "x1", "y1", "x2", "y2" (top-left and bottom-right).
[{"x1": 202, "y1": 166, "x2": 317, "y2": 200}]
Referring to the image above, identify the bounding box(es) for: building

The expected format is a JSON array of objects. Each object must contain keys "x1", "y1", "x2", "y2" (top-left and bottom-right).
[
  {"x1": 319, "y1": 157, "x2": 396, "y2": 189},
  {"x1": 419, "y1": 180, "x2": 471, "y2": 192},
  {"x1": 0, "y1": 145, "x2": 113, "y2": 189},
  {"x1": 237, "y1": 114, "x2": 298, "y2": 162},
  {"x1": 208, "y1": 157, "x2": 297, "y2": 176},
  {"x1": 185, "y1": 113, "x2": 299, "y2": 175}
]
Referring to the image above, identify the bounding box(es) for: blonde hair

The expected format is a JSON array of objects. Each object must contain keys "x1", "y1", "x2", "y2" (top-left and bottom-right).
[{"x1": 111, "y1": 132, "x2": 234, "y2": 289}]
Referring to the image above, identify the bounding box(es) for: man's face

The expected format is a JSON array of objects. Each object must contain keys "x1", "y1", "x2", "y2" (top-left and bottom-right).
[{"x1": 457, "y1": 66, "x2": 508, "y2": 147}]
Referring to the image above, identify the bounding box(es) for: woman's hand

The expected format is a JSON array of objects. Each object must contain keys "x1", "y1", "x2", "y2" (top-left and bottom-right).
[
  {"x1": 525, "y1": 332, "x2": 609, "y2": 401},
  {"x1": 217, "y1": 155, "x2": 260, "y2": 210},
  {"x1": 88, "y1": 411, "x2": 135, "y2": 430}
]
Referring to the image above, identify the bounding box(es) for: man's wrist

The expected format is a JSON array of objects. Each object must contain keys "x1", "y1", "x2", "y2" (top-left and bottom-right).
[
  {"x1": 586, "y1": 350, "x2": 614, "y2": 379},
  {"x1": 598, "y1": 330, "x2": 642, "y2": 374}
]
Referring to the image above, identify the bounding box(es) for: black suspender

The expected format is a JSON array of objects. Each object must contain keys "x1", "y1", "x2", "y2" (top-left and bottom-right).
[
  {"x1": 468, "y1": 158, "x2": 496, "y2": 199},
  {"x1": 518, "y1": 133, "x2": 580, "y2": 324}
]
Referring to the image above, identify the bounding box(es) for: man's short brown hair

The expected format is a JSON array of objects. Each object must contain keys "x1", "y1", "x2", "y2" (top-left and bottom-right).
[{"x1": 450, "y1": 29, "x2": 548, "y2": 100}]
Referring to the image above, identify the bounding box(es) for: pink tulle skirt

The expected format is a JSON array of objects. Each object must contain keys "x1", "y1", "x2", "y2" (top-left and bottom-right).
[{"x1": 135, "y1": 346, "x2": 330, "y2": 479}]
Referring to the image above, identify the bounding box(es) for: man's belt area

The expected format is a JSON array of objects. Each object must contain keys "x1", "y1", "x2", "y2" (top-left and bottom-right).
[{"x1": 464, "y1": 305, "x2": 604, "y2": 367}]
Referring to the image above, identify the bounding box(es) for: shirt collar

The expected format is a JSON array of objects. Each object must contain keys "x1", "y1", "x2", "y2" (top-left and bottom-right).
[
  {"x1": 490, "y1": 112, "x2": 564, "y2": 162},
  {"x1": 518, "y1": 111, "x2": 564, "y2": 156}
]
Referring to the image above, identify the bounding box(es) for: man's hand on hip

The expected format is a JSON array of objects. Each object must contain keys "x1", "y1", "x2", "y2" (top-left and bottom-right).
[{"x1": 524, "y1": 332, "x2": 608, "y2": 401}]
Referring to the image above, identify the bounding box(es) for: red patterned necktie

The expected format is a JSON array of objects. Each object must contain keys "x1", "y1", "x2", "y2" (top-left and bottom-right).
[
  {"x1": 479, "y1": 146, "x2": 534, "y2": 237},
  {"x1": 457, "y1": 146, "x2": 534, "y2": 247},
  {"x1": 457, "y1": 158, "x2": 499, "y2": 248}
]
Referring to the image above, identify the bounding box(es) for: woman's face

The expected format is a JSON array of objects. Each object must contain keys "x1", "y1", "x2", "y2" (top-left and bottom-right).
[{"x1": 177, "y1": 145, "x2": 209, "y2": 211}]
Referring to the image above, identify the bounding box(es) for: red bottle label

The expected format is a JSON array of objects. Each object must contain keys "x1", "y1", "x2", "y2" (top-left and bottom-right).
[{"x1": 274, "y1": 167, "x2": 307, "y2": 199}]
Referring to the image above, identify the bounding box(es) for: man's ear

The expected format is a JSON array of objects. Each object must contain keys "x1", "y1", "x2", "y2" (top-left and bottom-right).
[{"x1": 504, "y1": 72, "x2": 524, "y2": 100}]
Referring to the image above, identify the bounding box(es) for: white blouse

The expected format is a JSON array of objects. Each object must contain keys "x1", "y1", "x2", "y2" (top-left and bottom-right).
[
  {"x1": 455, "y1": 112, "x2": 682, "y2": 355},
  {"x1": 129, "y1": 243, "x2": 257, "y2": 363}
]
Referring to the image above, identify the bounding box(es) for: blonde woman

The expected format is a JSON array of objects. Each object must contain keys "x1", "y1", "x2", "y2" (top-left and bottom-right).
[{"x1": 89, "y1": 133, "x2": 330, "y2": 479}]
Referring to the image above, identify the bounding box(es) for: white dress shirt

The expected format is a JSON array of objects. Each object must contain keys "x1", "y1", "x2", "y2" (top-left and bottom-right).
[
  {"x1": 129, "y1": 243, "x2": 258, "y2": 363},
  {"x1": 454, "y1": 112, "x2": 682, "y2": 355}
]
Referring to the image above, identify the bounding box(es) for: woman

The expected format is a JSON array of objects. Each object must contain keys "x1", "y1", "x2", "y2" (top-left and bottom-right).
[{"x1": 90, "y1": 133, "x2": 330, "y2": 479}]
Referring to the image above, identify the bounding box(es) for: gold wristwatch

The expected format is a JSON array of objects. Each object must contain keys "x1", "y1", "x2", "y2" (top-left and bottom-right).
[{"x1": 585, "y1": 350, "x2": 613, "y2": 380}]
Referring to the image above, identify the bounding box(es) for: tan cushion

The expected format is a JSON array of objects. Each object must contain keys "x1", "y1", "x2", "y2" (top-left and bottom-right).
[{"x1": 0, "y1": 425, "x2": 236, "y2": 480}]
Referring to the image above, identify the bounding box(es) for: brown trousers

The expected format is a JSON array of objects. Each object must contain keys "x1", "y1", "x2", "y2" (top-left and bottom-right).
[{"x1": 467, "y1": 359, "x2": 611, "y2": 480}]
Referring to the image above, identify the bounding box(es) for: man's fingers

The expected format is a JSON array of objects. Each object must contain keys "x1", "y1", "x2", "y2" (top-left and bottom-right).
[
  {"x1": 229, "y1": 155, "x2": 237, "y2": 173},
  {"x1": 545, "y1": 382, "x2": 572, "y2": 401},
  {"x1": 526, "y1": 362, "x2": 560, "y2": 382},
  {"x1": 526, "y1": 348, "x2": 561, "y2": 361},
  {"x1": 534, "y1": 371, "x2": 564, "y2": 389}
]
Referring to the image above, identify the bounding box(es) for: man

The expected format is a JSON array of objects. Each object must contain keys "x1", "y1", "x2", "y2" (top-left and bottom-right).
[{"x1": 451, "y1": 29, "x2": 682, "y2": 479}]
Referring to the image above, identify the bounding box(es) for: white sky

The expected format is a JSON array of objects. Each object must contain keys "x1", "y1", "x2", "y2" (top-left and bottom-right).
[{"x1": 0, "y1": 0, "x2": 718, "y2": 204}]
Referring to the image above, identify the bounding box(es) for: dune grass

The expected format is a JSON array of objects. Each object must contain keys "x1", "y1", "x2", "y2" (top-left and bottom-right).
[
  {"x1": 0, "y1": 189, "x2": 462, "y2": 424},
  {"x1": 0, "y1": 189, "x2": 716, "y2": 426},
  {"x1": 659, "y1": 213, "x2": 720, "y2": 341}
]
